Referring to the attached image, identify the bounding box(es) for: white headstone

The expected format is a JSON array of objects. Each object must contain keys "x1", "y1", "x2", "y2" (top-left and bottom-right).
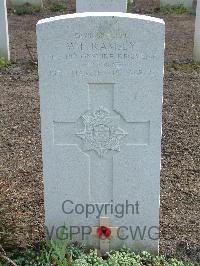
[
  {"x1": 76, "y1": 0, "x2": 127, "y2": 12},
  {"x1": 7, "y1": 0, "x2": 43, "y2": 8},
  {"x1": 160, "y1": 0, "x2": 193, "y2": 8},
  {"x1": 37, "y1": 13, "x2": 165, "y2": 253},
  {"x1": 0, "y1": 0, "x2": 10, "y2": 60},
  {"x1": 194, "y1": 0, "x2": 200, "y2": 62}
]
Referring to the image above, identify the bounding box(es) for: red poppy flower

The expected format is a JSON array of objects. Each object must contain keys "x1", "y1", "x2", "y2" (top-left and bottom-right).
[{"x1": 97, "y1": 226, "x2": 111, "y2": 239}]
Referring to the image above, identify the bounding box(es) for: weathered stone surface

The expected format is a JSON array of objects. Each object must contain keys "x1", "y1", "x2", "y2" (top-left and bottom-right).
[
  {"x1": 0, "y1": 0, "x2": 10, "y2": 60},
  {"x1": 194, "y1": 0, "x2": 200, "y2": 62},
  {"x1": 76, "y1": 0, "x2": 127, "y2": 12},
  {"x1": 37, "y1": 13, "x2": 165, "y2": 253},
  {"x1": 160, "y1": 0, "x2": 193, "y2": 8}
]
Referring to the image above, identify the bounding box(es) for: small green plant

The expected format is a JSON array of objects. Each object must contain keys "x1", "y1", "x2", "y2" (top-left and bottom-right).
[
  {"x1": 165, "y1": 62, "x2": 200, "y2": 72},
  {"x1": 49, "y1": 3, "x2": 67, "y2": 12},
  {"x1": 48, "y1": 240, "x2": 69, "y2": 266},
  {"x1": 8, "y1": 248, "x2": 48, "y2": 266},
  {"x1": 73, "y1": 249, "x2": 195, "y2": 266},
  {"x1": 14, "y1": 4, "x2": 41, "y2": 15},
  {"x1": 45, "y1": 226, "x2": 70, "y2": 265},
  {"x1": 66, "y1": 242, "x2": 85, "y2": 260},
  {"x1": 1, "y1": 246, "x2": 196, "y2": 266},
  {"x1": 107, "y1": 249, "x2": 141, "y2": 265},
  {"x1": 127, "y1": 0, "x2": 135, "y2": 13},
  {"x1": 160, "y1": 4, "x2": 191, "y2": 14},
  {"x1": 0, "y1": 57, "x2": 8, "y2": 68},
  {"x1": 73, "y1": 250, "x2": 105, "y2": 265}
]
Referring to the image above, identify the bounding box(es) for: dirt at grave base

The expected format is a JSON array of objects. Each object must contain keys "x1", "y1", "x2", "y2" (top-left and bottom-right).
[{"x1": 0, "y1": 6, "x2": 200, "y2": 264}]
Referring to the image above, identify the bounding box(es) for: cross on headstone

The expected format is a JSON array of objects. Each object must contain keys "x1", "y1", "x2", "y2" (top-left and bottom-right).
[
  {"x1": 53, "y1": 83, "x2": 150, "y2": 203},
  {"x1": 91, "y1": 217, "x2": 118, "y2": 254},
  {"x1": 0, "y1": 0, "x2": 10, "y2": 60}
]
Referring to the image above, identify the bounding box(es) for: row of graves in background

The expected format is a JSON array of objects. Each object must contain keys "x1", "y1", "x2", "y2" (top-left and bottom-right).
[
  {"x1": 1, "y1": 0, "x2": 200, "y2": 62},
  {"x1": 0, "y1": 0, "x2": 198, "y2": 255},
  {"x1": 4, "y1": 0, "x2": 196, "y2": 8}
]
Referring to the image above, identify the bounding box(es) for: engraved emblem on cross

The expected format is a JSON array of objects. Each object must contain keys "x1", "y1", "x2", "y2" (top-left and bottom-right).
[{"x1": 76, "y1": 107, "x2": 127, "y2": 157}]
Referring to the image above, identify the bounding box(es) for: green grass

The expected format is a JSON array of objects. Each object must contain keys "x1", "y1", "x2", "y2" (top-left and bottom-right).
[
  {"x1": 0, "y1": 57, "x2": 9, "y2": 68},
  {"x1": 1, "y1": 243, "x2": 196, "y2": 266},
  {"x1": 165, "y1": 62, "x2": 200, "y2": 72},
  {"x1": 14, "y1": 4, "x2": 41, "y2": 15},
  {"x1": 49, "y1": 3, "x2": 67, "y2": 12},
  {"x1": 127, "y1": 0, "x2": 135, "y2": 13},
  {"x1": 160, "y1": 4, "x2": 192, "y2": 14}
]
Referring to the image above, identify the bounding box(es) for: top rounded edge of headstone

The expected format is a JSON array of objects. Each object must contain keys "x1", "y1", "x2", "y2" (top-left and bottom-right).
[{"x1": 36, "y1": 12, "x2": 165, "y2": 28}]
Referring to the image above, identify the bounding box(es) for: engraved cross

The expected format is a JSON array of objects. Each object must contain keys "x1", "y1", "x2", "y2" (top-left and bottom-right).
[{"x1": 53, "y1": 83, "x2": 150, "y2": 202}]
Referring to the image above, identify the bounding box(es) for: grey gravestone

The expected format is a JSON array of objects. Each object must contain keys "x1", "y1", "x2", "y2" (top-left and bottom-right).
[
  {"x1": 37, "y1": 13, "x2": 165, "y2": 253},
  {"x1": 194, "y1": 0, "x2": 200, "y2": 62},
  {"x1": 76, "y1": 0, "x2": 127, "y2": 12},
  {"x1": 0, "y1": 0, "x2": 10, "y2": 60}
]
